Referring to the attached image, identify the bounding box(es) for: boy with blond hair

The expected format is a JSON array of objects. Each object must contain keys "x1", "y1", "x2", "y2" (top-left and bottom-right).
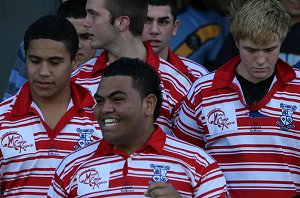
[{"x1": 174, "y1": 0, "x2": 300, "y2": 197}]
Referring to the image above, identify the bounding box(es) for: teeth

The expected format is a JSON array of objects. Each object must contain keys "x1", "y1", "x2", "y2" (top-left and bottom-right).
[{"x1": 103, "y1": 118, "x2": 118, "y2": 127}]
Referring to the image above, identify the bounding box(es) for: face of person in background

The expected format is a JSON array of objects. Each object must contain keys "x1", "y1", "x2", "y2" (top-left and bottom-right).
[
  {"x1": 67, "y1": 18, "x2": 96, "y2": 66},
  {"x1": 142, "y1": 5, "x2": 179, "y2": 60},
  {"x1": 84, "y1": 0, "x2": 117, "y2": 50},
  {"x1": 281, "y1": 0, "x2": 300, "y2": 24}
]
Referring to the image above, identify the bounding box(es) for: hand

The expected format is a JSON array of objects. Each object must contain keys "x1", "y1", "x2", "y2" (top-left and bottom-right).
[{"x1": 144, "y1": 182, "x2": 182, "y2": 198}]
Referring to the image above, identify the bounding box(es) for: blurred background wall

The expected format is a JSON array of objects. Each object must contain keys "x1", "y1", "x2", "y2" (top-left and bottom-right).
[{"x1": 0, "y1": 0, "x2": 61, "y2": 98}]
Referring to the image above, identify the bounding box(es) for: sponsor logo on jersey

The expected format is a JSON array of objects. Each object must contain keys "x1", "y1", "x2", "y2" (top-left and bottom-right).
[
  {"x1": 1, "y1": 131, "x2": 34, "y2": 153},
  {"x1": 204, "y1": 104, "x2": 238, "y2": 135},
  {"x1": 78, "y1": 168, "x2": 107, "y2": 189},
  {"x1": 149, "y1": 164, "x2": 170, "y2": 184},
  {"x1": 77, "y1": 165, "x2": 110, "y2": 195},
  {"x1": 48, "y1": 145, "x2": 59, "y2": 156},
  {"x1": 276, "y1": 103, "x2": 296, "y2": 131},
  {"x1": 207, "y1": 108, "x2": 236, "y2": 130},
  {"x1": 121, "y1": 181, "x2": 134, "y2": 193},
  {"x1": 75, "y1": 128, "x2": 94, "y2": 149}
]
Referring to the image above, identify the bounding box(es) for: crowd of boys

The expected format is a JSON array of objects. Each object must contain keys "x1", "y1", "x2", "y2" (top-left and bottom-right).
[{"x1": 0, "y1": 0, "x2": 299, "y2": 197}]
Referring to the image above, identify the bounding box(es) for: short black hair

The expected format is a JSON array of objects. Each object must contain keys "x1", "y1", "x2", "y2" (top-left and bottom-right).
[
  {"x1": 57, "y1": 0, "x2": 87, "y2": 19},
  {"x1": 24, "y1": 15, "x2": 79, "y2": 60},
  {"x1": 102, "y1": 57, "x2": 162, "y2": 121},
  {"x1": 148, "y1": 0, "x2": 178, "y2": 20}
]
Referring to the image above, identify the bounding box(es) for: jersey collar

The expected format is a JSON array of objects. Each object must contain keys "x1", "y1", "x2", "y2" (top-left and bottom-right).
[
  {"x1": 212, "y1": 56, "x2": 296, "y2": 90},
  {"x1": 10, "y1": 81, "x2": 95, "y2": 116},
  {"x1": 94, "y1": 126, "x2": 166, "y2": 158}
]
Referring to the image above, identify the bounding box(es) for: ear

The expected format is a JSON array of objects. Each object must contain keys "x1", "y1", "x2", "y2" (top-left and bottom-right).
[
  {"x1": 115, "y1": 16, "x2": 130, "y2": 32},
  {"x1": 172, "y1": 19, "x2": 179, "y2": 36},
  {"x1": 143, "y1": 94, "x2": 157, "y2": 117},
  {"x1": 71, "y1": 55, "x2": 79, "y2": 71},
  {"x1": 234, "y1": 37, "x2": 240, "y2": 49}
]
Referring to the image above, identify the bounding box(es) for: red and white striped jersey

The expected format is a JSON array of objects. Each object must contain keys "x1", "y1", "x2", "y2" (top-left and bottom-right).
[
  {"x1": 48, "y1": 127, "x2": 229, "y2": 198},
  {"x1": 0, "y1": 82, "x2": 102, "y2": 197},
  {"x1": 168, "y1": 48, "x2": 208, "y2": 83},
  {"x1": 174, "y1": 56, "x2": 300, "y2": 198},
  {"x1": 71, "y1": 43, "x2": 192, "y2": 135}
]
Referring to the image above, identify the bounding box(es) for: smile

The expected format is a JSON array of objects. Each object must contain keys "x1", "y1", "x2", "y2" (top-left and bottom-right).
[{"x1": 103, "y1": 118, "x2": 119, "y2": 127}]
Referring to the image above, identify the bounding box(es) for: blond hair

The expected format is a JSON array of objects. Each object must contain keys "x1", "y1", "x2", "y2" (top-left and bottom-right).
[{"x1": 230, "y1": 0, "x2": 290, "y2": 45}]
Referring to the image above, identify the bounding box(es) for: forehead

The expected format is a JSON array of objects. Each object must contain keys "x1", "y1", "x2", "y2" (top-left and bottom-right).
[
  {"x1": 86, "y1": 0, "x2": 106, "y2": 11},
  {"x1": 238, "y1": 38, "x2": 281, "y2": 49},
  {"x1": 99, "y1": 76, "x2": 135, "y2": 94},
  {"x1": 27, "y1": 38, "x2": 69, "y2": 56},
  {"x1": 147, "y1": 5, "x2": 173, "y2": 18},
  {"x1": 67, "y1": 18, "x2": 86, "y2": 33}
]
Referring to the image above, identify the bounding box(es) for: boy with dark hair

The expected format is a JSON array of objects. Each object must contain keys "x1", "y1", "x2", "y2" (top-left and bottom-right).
[
  {"x1": 73, "y1": 0, "x2": 192, "y2": 135},
  {"x1": 142, "y1": 0, "x2": 208, "y2": 82},
  {"x1": 0, "y1": 15, "x2": 101, "y2": 197},
  {"x1": 48, "y1": 57, "x2": 228, "y2": 197}
]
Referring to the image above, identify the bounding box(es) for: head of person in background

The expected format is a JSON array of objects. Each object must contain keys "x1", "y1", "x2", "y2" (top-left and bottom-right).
[
  {"x1": 24, "y1": 15, "x2": 78, "y2": 103},
  {"x1": 94, "y1": 57, "x2": 162, "y2": 154},
  {"x1": 83, "y1": 0, "x2": 148, "y2": 55},
  {"x1": 57, "y1": 0, "x2": 96, "y2": 67},
  {"x1": 231, "y1": 0, "x2": 290, "y2": 83},
  {"x1": 142, "y1": 0, "x2": 179, "y2": 60},
  {"x1": 281, "y1": 0, "x2": 300, "y2": 25}
]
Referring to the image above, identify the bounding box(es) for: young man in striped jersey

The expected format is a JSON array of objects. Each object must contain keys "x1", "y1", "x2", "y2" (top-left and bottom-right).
[
  {"x1": 72, "y1": 0, "x2": 192, "y2": 135},
  {"x1": 174, "y1": 0, "x2": 300, "y2": 197},
  {"x1": 0, "y1": 15, "x2": 102, "y2": 197},
  {"x1": 48, "y1": 57, "x2": 228, "y2": 197},
  {"x1": 142, "y1": 0, "x2": 208, "y2": 83}
]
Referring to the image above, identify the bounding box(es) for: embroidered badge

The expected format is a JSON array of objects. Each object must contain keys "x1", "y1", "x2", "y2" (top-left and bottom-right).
[
  {"x1": 276, "y1": 103, "x2": 297, "y2": 131},
  {"x1": 75, "y1": 128, "x2": 94, "y2": 149},
  {"x1": 77, "y1": 165, "x2": 110, "y2": 195},
  {"x1": 1, "y1": 131, "x2": 35, "y2": 154},
  {"x1": 149, "y1": 164, "x2": 170, "y2": 184},
  {"x1": 78, "y1": 168, "x2": 106, "y2": 189}
]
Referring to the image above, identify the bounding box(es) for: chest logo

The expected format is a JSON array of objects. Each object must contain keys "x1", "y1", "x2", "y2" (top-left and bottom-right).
[
  {"x1": 1, "y1": 131, "x2": 34, "y2": 153},
  {"x1": 207, "y1": 108, "x2": 236, "y2": 130},
  {"x1": 276, "y1": 103, "x2": 297, "y2": 131},
  {"x1": 75, "y1": 128, "x2": 94, "y2": 149},
  {"x1": 78, "y1": 168, "x2": 107, "y2": 189},
  {"x1": 149, "y1": 164, "x2": 170, "y2": 184}
]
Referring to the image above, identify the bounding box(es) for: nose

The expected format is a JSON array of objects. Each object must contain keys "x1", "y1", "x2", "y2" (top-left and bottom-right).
[
  {"x1": 39, "y1": 62, "x2": 50, "y2": 76},
  {"x1": 256, "y1": 51, "x2": 266, "y2": 65},
  {"x1": 149, "y1": 21, "x2": 159, "y2": 35},
  {"x1": 83, "y1": 15, "x2": 90, "y2": 29}
]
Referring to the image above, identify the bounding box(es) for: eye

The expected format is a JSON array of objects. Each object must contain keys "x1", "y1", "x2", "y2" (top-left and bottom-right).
[
  {"x1": 159, "y1": 20, "x2": 169, "y2": 25},
  {"x1": 145, "y1": 18, "x2": 152, "y2": 24},
  {"x1": 113, "y1": 97, "x2": 124, "y2": 103}
]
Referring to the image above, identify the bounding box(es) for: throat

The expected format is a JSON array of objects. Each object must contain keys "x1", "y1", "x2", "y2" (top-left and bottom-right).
[{"x1": 236, "y1": 72, "x2": 275, "y2": 105}]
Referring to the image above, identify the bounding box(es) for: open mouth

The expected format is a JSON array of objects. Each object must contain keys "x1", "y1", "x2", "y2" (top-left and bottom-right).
[{"x1": 103, "y1": 118, "x2": 119, "y2": 127}]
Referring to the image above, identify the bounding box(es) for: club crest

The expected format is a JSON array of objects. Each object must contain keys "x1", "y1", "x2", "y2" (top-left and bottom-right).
[
  {"x1": 276, "y1": 103, "x2": 297, "y2": 131},
  {"x1": 149, "y1": 164, "x2": 170, "y2": 184},
  {"x1": 75, "y1": 128, "x2": 94, "y2": 149}
]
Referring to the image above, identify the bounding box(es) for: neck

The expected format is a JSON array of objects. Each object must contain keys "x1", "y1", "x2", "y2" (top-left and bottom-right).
[
  {"x1": 107, "y1": 36, "x2": 147, "y2": 63},
  {"x1": 116, "y1": 124, "x2": 155, "y2": 155},
  {"x1": 159, "y1": 48, "x2": 169, "y2": 61},
  {"x1": 291, "y1": 16, "x2": 300, "y2": 25},
  {"x1": 31, "y1": 89, "x2": 72, "y2": 112}
]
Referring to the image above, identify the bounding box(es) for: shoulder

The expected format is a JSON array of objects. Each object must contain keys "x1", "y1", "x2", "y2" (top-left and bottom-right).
[
  {"x1": 72, "y1": 57, "x2": 98, "y2": 77},
  {"x1": 56, "y1": 140, "x2": 101, "y2": 175},
  {"x1": 158, "y1": 58, "x2": 192, "y2": 87}
]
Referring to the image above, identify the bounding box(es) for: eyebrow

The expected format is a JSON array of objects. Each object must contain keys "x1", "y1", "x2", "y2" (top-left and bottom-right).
[
  {"x1": 94, "y1": 90, "x2": 127, "y2": 100},
  {"x1": 147, "y1": 16, "x2": 171, "y2": 20}
]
